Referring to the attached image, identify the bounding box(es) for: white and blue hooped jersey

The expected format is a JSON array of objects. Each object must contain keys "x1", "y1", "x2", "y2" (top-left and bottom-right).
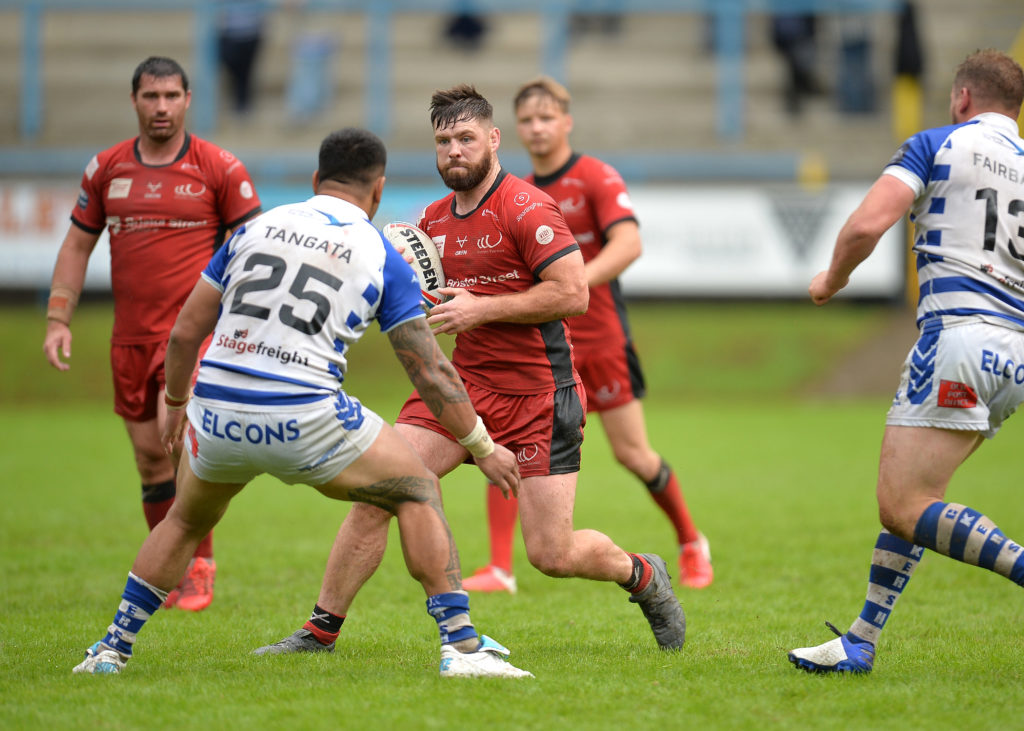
[
  {"x1": 195, "y1": 194, "x2": 424, "y2": 407},
  {"x1": 883, "y1": 112, "x2": 1024, "y2": 333}
]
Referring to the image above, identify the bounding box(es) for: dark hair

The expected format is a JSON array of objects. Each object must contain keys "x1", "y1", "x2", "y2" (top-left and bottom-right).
[
  {"x1": 430, "y1": 84, "x2": 493, "y2": 130},
  {"x1": 317, "y1": 127, "x2": 387, "y2": 188},
  {"x1": 131, "y1": 56, "x2": 189, "y2": 94},
  {"x1": 954, "y1": 49, "x2": 1024, "y2": 113}
]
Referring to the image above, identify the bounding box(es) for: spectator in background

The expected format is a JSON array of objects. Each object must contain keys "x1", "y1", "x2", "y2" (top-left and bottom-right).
[
  {"x1": 217, "y1": 0, "x2": 267, "y2": 115},
  {"x1": 770, "y1": 13, "x2": 822, "y2": 115},
  {"x1": 444, "y1": 1, "x2": 487, "y2": 51}
]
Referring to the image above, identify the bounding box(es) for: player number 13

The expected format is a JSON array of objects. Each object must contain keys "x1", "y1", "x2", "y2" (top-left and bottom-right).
[{"x1": 975, "y1": 187, "x2": 1024, "y2": 260}]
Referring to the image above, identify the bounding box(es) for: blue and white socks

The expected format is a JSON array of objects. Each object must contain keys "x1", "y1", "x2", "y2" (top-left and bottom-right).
[
  {"x1": 98, "y1": 572, "x2": 167, "y2": 658},
  {"x1": 913, "y1": 502, "x2": 1024, "y2": 585},
  {"x1": 848, "y1": 530, "x2": 923, "y2": 645},
  {"x1": 426, "y1": 591, "x2": 478, "y2": 652},
  {"x1": 847, "y1": 501, "x2": 1024, "y2": 649}
]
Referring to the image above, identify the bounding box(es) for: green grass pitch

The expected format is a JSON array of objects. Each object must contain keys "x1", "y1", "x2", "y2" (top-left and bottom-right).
[{"x1": 1, "y1": 301, "x2": 1021, "y2": 729}]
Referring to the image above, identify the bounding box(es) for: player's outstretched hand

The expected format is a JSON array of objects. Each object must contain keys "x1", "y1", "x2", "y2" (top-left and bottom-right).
[
  {"x1": 477, "y1": 443, "x2": 521, "y2": 499},
  {"x1": 43, "y1": 321, "x2": 73, "y2": 371},
  {"x1": 808, "y1": 271, "x2": 847, "y2": 306}
]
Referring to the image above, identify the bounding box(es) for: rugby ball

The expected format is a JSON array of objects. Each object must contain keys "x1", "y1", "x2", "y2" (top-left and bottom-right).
[{"x1": 382, "y1": 221, "x2": 446, "y2": 308}]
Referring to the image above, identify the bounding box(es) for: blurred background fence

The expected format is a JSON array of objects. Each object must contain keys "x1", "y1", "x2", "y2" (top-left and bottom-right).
[{"x1": 1, "y1": 0, "x2": 1022, "y2": 298}]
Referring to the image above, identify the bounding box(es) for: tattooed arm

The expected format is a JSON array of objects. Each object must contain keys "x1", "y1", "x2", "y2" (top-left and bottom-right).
[{"x1": 387, "y1": 317, "x2": 520, "y2": 496}]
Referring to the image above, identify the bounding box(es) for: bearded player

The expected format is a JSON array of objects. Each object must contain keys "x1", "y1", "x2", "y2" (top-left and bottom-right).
[{"x1": 254, "y1": 84, "x2": 686, "y2": 656}]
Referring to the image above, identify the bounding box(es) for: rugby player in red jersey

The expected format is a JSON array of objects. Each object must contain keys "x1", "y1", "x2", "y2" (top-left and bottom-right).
[
  {"x1": 43, "y1": 57, "x2": 262, "y2": 611},
  {"x1": 254, "y1": 84, "x2": 685, "y2": 656},
  {"x1": 464, "y1": 77, "x2": 713, "y2": 594}
]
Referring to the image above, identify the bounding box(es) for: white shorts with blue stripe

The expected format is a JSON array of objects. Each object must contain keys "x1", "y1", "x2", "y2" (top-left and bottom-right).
[
  {"x1": 184, "y1": 391, "x2": 384, "y2": 486},
  {"x1": 887, "y1": 319, "x2": 1024, "y2": 438}
]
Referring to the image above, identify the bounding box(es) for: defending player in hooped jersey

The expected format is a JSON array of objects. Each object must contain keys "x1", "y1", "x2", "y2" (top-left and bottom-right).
[
  {"x1": 527, "y1": 153, "x2": 636, "y2": 353},
  {"x1": 197, "y1": 196, "x2": 424, "y2": 406},
  {"x1": 789, "y1": 50, "x2": 1024, "y2": 675},
  {"x1": 72, "y1": 133, "x2": 261, "y2": 344},
  {"x1": 885, "y1": 112, "x2": 1024, "y2": 332},
  {"x1": 418, "y1": 169, "x2": 581, "y2": 395}
]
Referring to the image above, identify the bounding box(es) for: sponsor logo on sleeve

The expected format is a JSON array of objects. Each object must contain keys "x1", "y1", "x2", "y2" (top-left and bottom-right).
[
  {"x1": 76, "y1": 188, "x2": 88, "y2": 209},
  {"x1": 514, "y1": 191, "x2": 530, "y2": 206},
  {"x1": 616, "y1": 191, "x2": 633, "y2": 211},
  {"x1": 219, "y1": 149, "x2": 237, "y2": 163},
  {"x1": 239, "y1": 180, "x2": 254, "y2": 199},
  {"x1": 535, "y1": 225, "x2": 554, "y2": 245}
]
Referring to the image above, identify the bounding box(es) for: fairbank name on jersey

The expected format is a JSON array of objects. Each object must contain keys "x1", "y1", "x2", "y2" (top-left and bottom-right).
[
  {"x1": 215, "y1": 331, "x2": 310, "y2": 367},
  {"x1": 973, "y1": 152, "x2": 1024, "y2": 184}
]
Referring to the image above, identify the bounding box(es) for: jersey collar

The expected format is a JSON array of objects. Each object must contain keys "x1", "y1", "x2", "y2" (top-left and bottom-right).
[
  {"x1": 133, "y1": 131, "x2": 192, "y2": 168},
  {"x1": 532, "y1": 152, "x2": 581, "y2": 187},
  {"x1": 450, "y1": 167, "x2": 508, "y2": 219}
]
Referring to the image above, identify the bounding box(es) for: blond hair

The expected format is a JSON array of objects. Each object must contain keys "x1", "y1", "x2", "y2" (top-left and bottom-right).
[{"x1": 513, "y1": 76, "x2": 571, "y2": 113}]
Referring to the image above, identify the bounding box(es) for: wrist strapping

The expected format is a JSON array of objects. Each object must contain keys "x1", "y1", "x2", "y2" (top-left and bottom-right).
[
  {"x1": 47, "y1": 285, "x2": 80, "y2": 325},
  {"x1": 457, "y1": 415, "x2": 495, "y2": 459},
  {"x1": 164, "y1": 387, "x2": 191, "y2": 411}
]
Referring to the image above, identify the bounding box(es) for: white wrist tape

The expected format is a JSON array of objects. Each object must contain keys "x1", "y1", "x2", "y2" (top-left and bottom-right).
[{"x1": 457, "y1": 415, "x2": 495, "y2": 460}]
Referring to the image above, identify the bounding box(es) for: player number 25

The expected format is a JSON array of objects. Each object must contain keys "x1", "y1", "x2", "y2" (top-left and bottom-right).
[{"x1": 228, "y1": 252, "x2": 343, "y2": 336}]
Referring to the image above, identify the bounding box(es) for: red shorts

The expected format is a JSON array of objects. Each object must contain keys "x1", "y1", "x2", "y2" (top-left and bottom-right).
[
  {"x1": 110, "y1": 336, "x2": 210, "y2": 422},
  {"x1": 110, "y1": 340, "x2": 168, "y2": 422},
  {"x1": 573, "y1": 341, "x2": 646, "y2": 412},
  {"x1": 397, "y1": 380, "x2": 586, "y2": 477}
]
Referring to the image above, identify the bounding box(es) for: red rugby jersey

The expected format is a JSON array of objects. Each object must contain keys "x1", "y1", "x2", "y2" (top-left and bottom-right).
[
  {"x1": 528, "y1": 153, "x2": 638, "y2": 353},
  {"x1": 418, "y1": 169, "x2": 581, "y2": 395},
  {"x1": 71, "y1": 133, "x2": 261, "y2": 344}
]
